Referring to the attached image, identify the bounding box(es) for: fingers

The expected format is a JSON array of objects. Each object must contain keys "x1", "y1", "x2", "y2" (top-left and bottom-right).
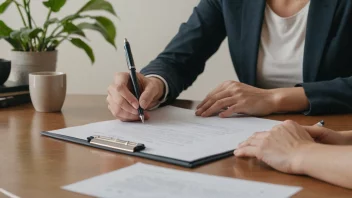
[
  {"x1": 112, "y1": 73, "x2": 139, "y2": 109},
  {"x1": 108, "y1": 105, "x2": 138, "y2": 121},
  {"x1": 107, "y1": 86, "x2": 141, "y2": 121},
  {"x1": 234, "y1": 146, "x2": 258, "y2": 158},
  {"x1": 146, "y1": 101, "x2": 159, "y2": 109},
  {"x1": 196, "y1": 88, "x2": 221, "y2": 109},
  {"x1": 238, "y1": 132, "x2": 269, "y2": 148},
  {"x1": 107, "y1": 96, "x2": 139, "y2": 121},
  {"x1": 107, "y1": 94, "x2": 138, "y2": 115},
  {"x1": 302, "y1": 125, "x2": 329, "y2": 139},
  {"x1": 196, "y1": 96, "x2": 235, "y2": 117},
  {"x1": 197, "y1": 81, "x2": 231, "y2": 109},
  {"x1": 139, "y1": 83, "x2": 159, "y2": 109},
  {"x1": 108, "y1": 73, "x2": 143, "y2": 122},
  {"x1": 219, "y1": 104, "x2": 246, "y2": 118},
  {"x1": 108, "y1": 104, "x2": 150, "y2": 122},
  {"x1": 303, "y1": 125, "x2": 345, "y2": 144}
]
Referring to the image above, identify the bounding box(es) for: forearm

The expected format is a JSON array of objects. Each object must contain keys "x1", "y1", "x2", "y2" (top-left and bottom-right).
[
  {"x1": 340, "y1": 130, "x2": 352, "y2": 145},
  {"x1": 299, "y1": 144, "x2": 352, "y2": 189},
  {"x1": 300, "y1": 77, "x2": 352, "y2": 115},
  {"x1": 270, "y1": 87, "x2": 310, "y2": 113}
]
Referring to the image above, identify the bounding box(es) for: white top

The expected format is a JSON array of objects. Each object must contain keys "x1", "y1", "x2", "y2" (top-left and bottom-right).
[{"x1": 256, "y1": 2, "x2": 310, "y2": 89}]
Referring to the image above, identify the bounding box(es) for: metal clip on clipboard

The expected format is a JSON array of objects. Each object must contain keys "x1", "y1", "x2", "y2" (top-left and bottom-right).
[{"x1": 87, "y1": 136, "x2": 146, "y2": 152}]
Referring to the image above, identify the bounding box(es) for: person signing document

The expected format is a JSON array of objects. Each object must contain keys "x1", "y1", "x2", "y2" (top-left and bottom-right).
[{"x1": 107, "y1": 0, "x2": 352, "y2": 121}]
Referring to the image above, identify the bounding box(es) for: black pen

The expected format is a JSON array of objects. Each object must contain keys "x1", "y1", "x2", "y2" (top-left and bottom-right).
[
  {"x1": 124, "y1": 38, "x2": 145, "y2": 123},
  {"x1": 316, "y1": 120, "x2": 325, "y2": 127}
]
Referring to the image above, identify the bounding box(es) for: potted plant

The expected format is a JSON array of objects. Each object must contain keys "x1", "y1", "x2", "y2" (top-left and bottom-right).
[{"x1": 0, "y1": 0, "x2": 117, "y2": 84}]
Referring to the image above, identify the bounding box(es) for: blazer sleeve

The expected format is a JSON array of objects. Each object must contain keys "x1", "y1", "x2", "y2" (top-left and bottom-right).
[
  {"x1": 140, "y1": 0, "x2": 227, "y2": 104},
  {"x1": 299, "y1": 77, "x2": 352, "y2": 115}
]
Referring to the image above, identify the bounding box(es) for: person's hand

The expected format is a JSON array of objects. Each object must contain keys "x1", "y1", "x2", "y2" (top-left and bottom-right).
[
  {"x1": 303, "y1": 125, "x2": 352, "y2": 145},
  {"x1": 234, "y1": 120, "x2": 316, "y2": 174},
  {"x1": 107, "y1": 72, "x2": 165, "y2": 122},
  {"x1": 196, "y1": 81, "x2": 279, "y2": 117}
]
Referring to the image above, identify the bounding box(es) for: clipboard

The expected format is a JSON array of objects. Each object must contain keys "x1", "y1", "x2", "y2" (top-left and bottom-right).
[{"x1": 41, "y1": 131, "x2": 234, "y2": 168}]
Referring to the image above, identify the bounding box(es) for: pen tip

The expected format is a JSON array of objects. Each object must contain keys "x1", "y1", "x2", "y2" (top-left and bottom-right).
[
  {"x1": 124, "y1": 38, "x2": 128, "y2": 43},
  {"x1": 140, "y1": 115, "x2": 145, "y2": 124}
]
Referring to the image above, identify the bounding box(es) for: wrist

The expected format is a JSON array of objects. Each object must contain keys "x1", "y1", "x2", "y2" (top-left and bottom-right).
[
  {"x1": 148, "y1": 77, "x2": 165, "y2": 101},
  {"x1": 268, "y1": 89, "x2": 284, "y2": 113},
  {"x1": 291, "y1": 143, "x2": 320, "y2": 175},
  {"x1": 268, "y1": 88, "x2": 309, "y2": 113}
]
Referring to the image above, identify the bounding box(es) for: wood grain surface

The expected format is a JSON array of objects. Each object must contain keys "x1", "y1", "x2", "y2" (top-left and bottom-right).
[{"x1": 1, "y1": 95, "x2": 352, "y2": 198}]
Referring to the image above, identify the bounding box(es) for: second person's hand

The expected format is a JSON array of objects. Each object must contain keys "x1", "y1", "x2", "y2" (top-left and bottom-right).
[
  {"x1": 107, "y1": 72, "x2": 165, "y2": 122},
  {"x1": 234, "y1": 120, "x2": 316, "y2": 174}
]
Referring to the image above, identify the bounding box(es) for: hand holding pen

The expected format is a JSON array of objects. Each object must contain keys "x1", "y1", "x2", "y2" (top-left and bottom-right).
[{"x1": 106, "y1": 39, "x2": 166, "y2": 122}]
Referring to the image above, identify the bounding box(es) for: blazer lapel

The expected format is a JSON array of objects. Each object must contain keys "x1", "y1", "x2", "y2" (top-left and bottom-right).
[
  {"x1": 303, "y1": 0, "x2": 338, "y2": 82},
  {"x1": 241, "y1": 0, "x2": 266, "y2": 86}
]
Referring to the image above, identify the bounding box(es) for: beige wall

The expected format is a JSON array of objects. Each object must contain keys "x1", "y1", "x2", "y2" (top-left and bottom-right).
[{"x1": 0, "y1": 0, "x2": 238, "y2": 100}]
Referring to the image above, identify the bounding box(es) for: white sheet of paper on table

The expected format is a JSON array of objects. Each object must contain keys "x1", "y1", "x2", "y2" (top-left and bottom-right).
[
  {"x1": 62, "y1": 163, "x2": 302, "y2": 198},
  {"x1": 49, "y1": 106, "x2": 281, "y2": 161}
]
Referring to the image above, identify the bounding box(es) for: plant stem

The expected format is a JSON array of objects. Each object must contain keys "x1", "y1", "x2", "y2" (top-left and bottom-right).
[
  {"x1": 50, "y1": 25, "x2": 63, "y2": 38},
  {"x1": 24, "y1": 0, "x2": 32, "y2": 29},
  {"x1": 48, "y1": 14, "x2": 84, "y2": 38},
  {"x1": 15, "y1": 3, "x2": 27, "y2": 27},
  {"x1": 39, "y1": 9, "x2": 52, "y2": 51},
  {"x1": 33, "y1": 37, "x2": 37, "y2": 51},
  {"x1": 57, "y1": 36, "x2": 68, "y2": 46},
  {"x1": 31, "y1": 17, "x2": 37, "y2": 27},
  {"x1": 28, "y1": 0, "x2": 33, "y2": 29},
  {"x1": 46, "y1": 10, "x2": 52, "y2": 22}
]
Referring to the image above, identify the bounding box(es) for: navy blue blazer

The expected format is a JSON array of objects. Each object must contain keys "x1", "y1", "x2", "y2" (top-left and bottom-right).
[{"x1": 141, "y1": 0, "x2": 352, "y2": 115}]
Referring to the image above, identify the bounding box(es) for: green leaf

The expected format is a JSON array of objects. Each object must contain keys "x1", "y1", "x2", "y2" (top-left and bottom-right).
[
  {"x1": 0, "y1": 21, "x2": 24, "y2": 50},
  {"x1": 77, "y1": 16, "x2": 116, "y2": 48},
  {"x1": 5, "y1": 38, "x2": 22, "y2": 49},
  {"x1": 20, "y1": 28, "x2": 43, "y2": 43},
  {"x1": 47, "y1": 39, "x2": 59, "y2": 51},
  {"x1": 0, "y1": 0, "x2": 13, "y2": 14},
  {"x1": 0, "y1": 20, "x2": 13, "y2": 37},
  {"x1": 61, "y1": 14, "x2": 80, "y2": 22},
  {"x1": 10, "y1": 29, "x2": 22, "y2": 40},
  {"x1": 44, "y1": 18, "x2": 59, "y2": 28},
  {"x1": 95, "y1": 16, "x2": 116, "y2": 46},
  {"x1": 78, "y1": 0, "x2": 117, "y2": 16},
  {"x1": 63, "y1": 22, "x2": 85, "y2": 37},
  {"x1": 43, "y1": 0, "x2": 66, "y2": 12},
  {"x1": 70, "y1": 38, "x2": 95, "y2": 63},
  {"x1": 9, "y1": 28, "x2": 29, "y2": 50}
]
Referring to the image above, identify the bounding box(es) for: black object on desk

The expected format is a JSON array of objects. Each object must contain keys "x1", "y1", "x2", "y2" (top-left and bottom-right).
[
  {"x1": 124, "y1": 38, "x2": 145, "y2": 123},
  {"x1": 0, "y1": 81, "x2": 29, "y2": 94},
  {"x1": 0, "y1": 59, "x2": 11, "y2": 85},
  {"x1": 0, "y1": 81, "x2": 31, "y2": 108},
  {"x1": 0, "y1": 94, "x2": 31, "y2": 108}
]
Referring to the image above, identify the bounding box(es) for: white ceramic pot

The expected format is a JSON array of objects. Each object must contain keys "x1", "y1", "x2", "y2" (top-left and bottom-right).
[{"x1": 9, "y1": 51, "x2": 57, "y2": 85}]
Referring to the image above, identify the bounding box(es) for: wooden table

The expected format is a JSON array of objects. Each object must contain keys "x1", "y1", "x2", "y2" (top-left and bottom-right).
[{"x1": 1, "y1": 95, "x2": 352, "y2": 198}]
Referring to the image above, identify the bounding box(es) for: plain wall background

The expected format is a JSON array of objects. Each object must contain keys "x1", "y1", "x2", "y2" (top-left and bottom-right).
[{"x1": 0, "y1": 0, "x2": 238, "y2": 100}]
